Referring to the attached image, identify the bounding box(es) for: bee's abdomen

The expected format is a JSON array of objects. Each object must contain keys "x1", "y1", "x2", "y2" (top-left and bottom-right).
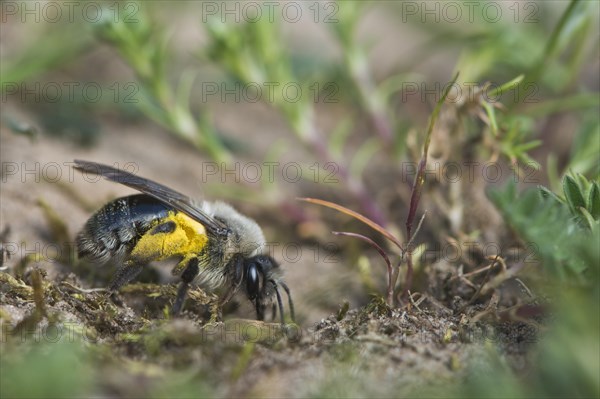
[{"x1": 77, "y1": 194, "x2": 171, "y2": 264}]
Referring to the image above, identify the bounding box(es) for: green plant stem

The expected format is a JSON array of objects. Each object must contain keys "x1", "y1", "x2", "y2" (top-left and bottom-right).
[{"x1": 527, "y1": 0, "x2": 579, "y2": 85}]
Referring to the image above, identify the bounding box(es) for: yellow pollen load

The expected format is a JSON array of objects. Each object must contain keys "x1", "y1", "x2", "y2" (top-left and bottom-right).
[{"x1": 130, "y1": 211, "x2": 208, "y2": 264}]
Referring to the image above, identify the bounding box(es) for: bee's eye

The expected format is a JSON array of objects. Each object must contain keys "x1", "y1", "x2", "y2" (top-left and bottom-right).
[{"x1": 246, "y1": 264, "x2": 260, "y2": 300}]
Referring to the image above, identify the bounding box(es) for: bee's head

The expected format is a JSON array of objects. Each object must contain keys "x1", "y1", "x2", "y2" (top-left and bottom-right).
[{"x1": 243, "y1": 255, "x2": 294, "y2": 324}]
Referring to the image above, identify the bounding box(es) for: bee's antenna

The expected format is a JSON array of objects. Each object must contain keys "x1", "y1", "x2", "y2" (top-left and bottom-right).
[
  {"x1": 271, "y1": 281, "x2": 286, "y2": 326},
  {"x1": 279, "y1": 281, "x2": 295, "y2": 323}
]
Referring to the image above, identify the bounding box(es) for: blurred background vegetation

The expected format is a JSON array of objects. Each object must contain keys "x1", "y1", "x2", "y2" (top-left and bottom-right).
[{"x1": 1, "y1": 1, "x2": 598, "y2": 398}]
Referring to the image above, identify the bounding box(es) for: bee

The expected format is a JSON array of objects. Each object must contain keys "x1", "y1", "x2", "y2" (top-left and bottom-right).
[{"x1": 74, "y1": 160, "x2": 294, "y2": 324}]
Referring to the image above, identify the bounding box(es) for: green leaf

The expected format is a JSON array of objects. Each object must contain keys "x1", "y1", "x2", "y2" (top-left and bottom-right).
[
  {"x1": 538, "y1": 185, "x2": 564, "y2": 205},
  {"x1": 563, "y1": 175, "x2": 587, "y2": 215},
  {"x1": 487, "y1": 74, "x2": 524, "y2": 99},
  {"x1": 579, "y1": 208, "x2": 597, "y2": 231},
  {"x1": 514, "y1": 140, "x2": 542, "y2": 153},
  {"x1": 490, "y1": 181, "x2": 590, "y2": 280},
  {"x1": 588, "y1": 182, "x2": 600, "y2": 220},
  {"x1": 482, "y1": 101, "x2": 498, "y2": 136}
]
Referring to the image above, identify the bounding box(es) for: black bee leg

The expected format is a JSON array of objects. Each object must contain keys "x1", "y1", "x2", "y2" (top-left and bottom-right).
[
  {"x1": 255, "y1": 297, "x2": 265, "y2": 321},
  {"x1": 271, "y1": 282, "x2": 286, "y2": 325},
  {"x1": 172, "y1": 282, "x2": 189, "y2": 316},
  {"x1": 271, "y1": 302, "x2": 277, "y2": 321},
  {"x1": 280, "y1": 282, "x2": 295, "y2": 322},
  {"x1": 172, "y1": 257, "x2": 199, "y2": 316},
  {"x1": 108, "y1": 262, "x2": 143, "y2": 292}
]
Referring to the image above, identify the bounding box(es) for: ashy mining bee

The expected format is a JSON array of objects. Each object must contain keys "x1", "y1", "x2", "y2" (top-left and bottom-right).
[{"x1": 74, "y1": 160, "x2": 294, "y2": 324}]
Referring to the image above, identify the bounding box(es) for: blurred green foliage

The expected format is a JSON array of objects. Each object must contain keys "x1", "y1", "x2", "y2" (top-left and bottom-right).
[
  {"x1": 94, "y1": 4, "x2": 229, "y2": 162},
  {"x1": 484, "y1": 175, "x2": 599, "y2": 399},
  {"x1": 1, "y1": 1, "x2": 599, "y2": 398},
  {"x1": 0, "y1": 26, "x2": 90, "y2": 86},
  {"x1": 457, "y1": 260, "x2": 599, "y2": 399},
  {"x1": 0, "y1": 338, "x2": 216, "y2": 399},
  {"x1": 204, "y1": 15, "x2": 312, "y2": 137},
  {"x1": 491, "y1": 176, "x2": 599, "y2": 280},
  {"x1": 397, "y1": 0, "x2": 598, "y2": 177},
  {"x1": 1, "y1": 340, "x2": 93, "y2": 398}
]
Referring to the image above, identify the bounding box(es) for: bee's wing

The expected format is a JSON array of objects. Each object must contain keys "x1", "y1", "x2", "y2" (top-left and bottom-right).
[{"x1": 74, "y1": 160, "x2": 230, "y2": 237}]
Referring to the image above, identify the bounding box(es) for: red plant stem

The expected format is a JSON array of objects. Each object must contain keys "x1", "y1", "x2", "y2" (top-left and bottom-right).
[
  {"x1": 403, "y1": 159, "x2": 425, "y2": 299},
  {"x1": 406, "y1": 158, "x2": 426, "y2": 239},
  {"x1": 391, "y1": 261, "x2": 401, "y2": 305},
  {"x1": 403, "y1": 254, "x2": 414, "y2": 301},
  {"x1": 402, "y1": 73, "x2": 459, "y2": 299}
]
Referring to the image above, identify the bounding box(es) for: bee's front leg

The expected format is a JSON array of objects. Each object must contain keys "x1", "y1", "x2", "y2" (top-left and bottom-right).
[{"x1": 171, "y1": 257, "x2": 200, "y2": 315}]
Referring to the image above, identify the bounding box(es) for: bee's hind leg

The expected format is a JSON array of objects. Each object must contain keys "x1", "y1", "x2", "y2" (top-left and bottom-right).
[
  {"x1": 172, "y1": 257, "x2": 200, "y2": 316},
  {"x1": 108, "y1": 261, "x2": 144, "y2": 292},
  {"x1": 105, "y1": 261, "x2": 144, "y2": 307}
]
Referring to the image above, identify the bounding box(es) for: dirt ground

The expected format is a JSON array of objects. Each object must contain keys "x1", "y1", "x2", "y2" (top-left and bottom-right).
[{"x1": 0, "y1": 116, "x2": 541, "y2": 398}]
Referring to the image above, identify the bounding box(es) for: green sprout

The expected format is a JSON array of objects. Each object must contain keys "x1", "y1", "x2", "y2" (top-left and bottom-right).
[{"x1": 93, "y1": 3, "x2": 231, "y2": 163}]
